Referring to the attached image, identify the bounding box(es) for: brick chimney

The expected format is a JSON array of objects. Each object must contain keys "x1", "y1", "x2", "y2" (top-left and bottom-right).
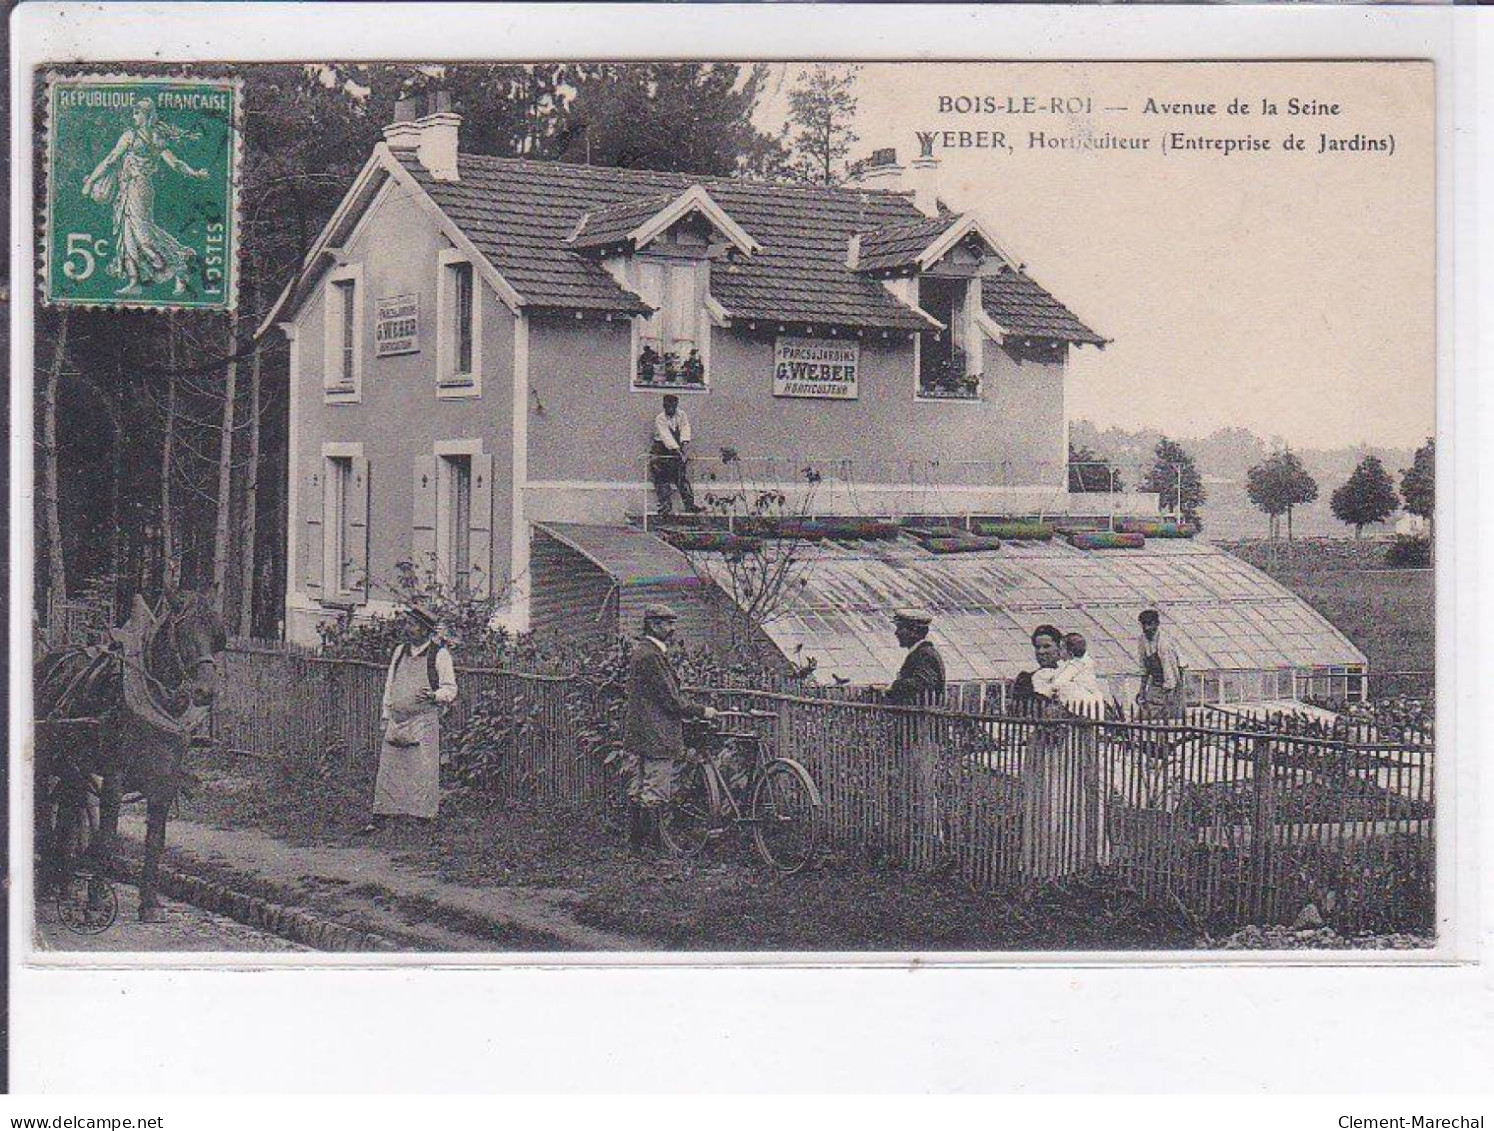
[
  {"x1": 383, "y1": 90, "x2": 461, "y2": 182},
  {"x1": 851, "y1": 146, "x2": 941, "y2": 218}
]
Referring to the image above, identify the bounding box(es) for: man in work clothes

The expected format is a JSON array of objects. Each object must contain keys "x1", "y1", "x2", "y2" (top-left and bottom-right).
[
  {"x1": 650, "y1": 394, "x2": 698, "y2": 516},
  {"x1": 884, "y1": 609, "x2": 947, "y2": 868},
  {"x1": 1136, "y1": 607, "x2": 1185, "y2": 718},
  {"x1": 623, "y1": 604, "x2": 715, "y2": 853},
  {"x1": 363, "y1": 603, "x2": 458, "y2": 833}
]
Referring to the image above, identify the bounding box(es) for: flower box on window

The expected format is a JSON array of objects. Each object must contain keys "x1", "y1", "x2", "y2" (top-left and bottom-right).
[
  {"x1": 919, "y1": 346, "x2": 981, "y2": 400},
  {"x1": 636, "y1": 345, "x2": 706, "y2": 389}
]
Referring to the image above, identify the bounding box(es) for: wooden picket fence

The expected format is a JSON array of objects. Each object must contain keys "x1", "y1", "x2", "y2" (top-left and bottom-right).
[{"x1": 212, "y1": 646, "x2": 1435, "y2": 933}]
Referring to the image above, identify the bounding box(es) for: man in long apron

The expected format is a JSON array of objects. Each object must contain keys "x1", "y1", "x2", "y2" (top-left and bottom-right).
[{"x1": 362, "y1": 603, "x2": 457, "y2": 833}]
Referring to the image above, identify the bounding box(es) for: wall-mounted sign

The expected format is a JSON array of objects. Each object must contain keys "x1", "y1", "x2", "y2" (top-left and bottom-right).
[
  {"x1": 374, "y1": 293, "x2": 420, "y2": 356},
  {"x1": 773, "y1": 336, "x2": 859, "y2": 400}
]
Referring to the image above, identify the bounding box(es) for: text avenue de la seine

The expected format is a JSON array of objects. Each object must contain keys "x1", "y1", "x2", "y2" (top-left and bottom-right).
[
  {"x1": 919, "y1": 93, "x2": 1392, "y2": 156},
  {"x1": 1340, "y1": 1118, "x2": 1484, "y2": 1128}
]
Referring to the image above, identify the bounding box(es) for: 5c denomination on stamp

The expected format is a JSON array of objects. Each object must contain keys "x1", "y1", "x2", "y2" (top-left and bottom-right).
[{"x1": 43, "y1": 73, "x2": 241, "y2": 311}]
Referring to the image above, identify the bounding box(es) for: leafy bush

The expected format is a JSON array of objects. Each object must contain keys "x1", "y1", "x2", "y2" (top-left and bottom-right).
[
  {"x1": 1384, "y1": 536, "x2": 1431, "y2": 568},
  {"x1": 317, "y1": 561, "x2": 521, "y2": 666}
]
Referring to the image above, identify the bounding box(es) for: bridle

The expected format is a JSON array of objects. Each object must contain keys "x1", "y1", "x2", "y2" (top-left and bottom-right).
[{"x1": 156, "y1": 597, "x2": 220, "y2": 695}]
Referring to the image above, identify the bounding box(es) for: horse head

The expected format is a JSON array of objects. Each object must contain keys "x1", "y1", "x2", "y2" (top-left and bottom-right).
[{"x1": 154, "y1": 586, "x2": 229, "y2": 708}]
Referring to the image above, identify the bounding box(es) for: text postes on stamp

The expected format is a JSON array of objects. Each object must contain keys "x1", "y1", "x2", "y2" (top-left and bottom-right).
[{"x1": 44, "y1": 73, "x2": 241, "y2": 311}]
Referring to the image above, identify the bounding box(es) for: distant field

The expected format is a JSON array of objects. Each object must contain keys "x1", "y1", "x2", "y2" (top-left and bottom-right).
[{"x1": 1218, "y1": 540, "x2": 1435, "y2": 685}]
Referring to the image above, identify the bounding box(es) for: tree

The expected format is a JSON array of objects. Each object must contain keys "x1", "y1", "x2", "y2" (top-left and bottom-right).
[
  {"x1": 1139, "y1": 437, "x2": 1206, "y2": 529},
  {"x1": 1067, "y1": 443, "x2": 1124, "y2": 493},
  {"x1": 1400, "y1": 437, "x2": 1434, "y2": 527},
  {"x1": 40, "y1": 310, "x2": 71, "y2": 607},
  {"x1": 1331, "y1": 455, "x2": 1399, "y2": 539},
  {"x1": 559, "y1": 63, "x2": 782, "y2": 176},
  {"x1": 1246, "y1": 449, "x2": 1319, "y2": 541},
  {"x1": 785, "y1": 64, "x2": 861, "y2": 185}
]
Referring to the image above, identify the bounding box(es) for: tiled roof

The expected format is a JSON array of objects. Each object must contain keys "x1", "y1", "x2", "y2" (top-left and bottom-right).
[
  {"x1": 982, "y1": 269, "x2": 1106, "y2": 345},
  {"x1": 395, "y1": 152, "x2": 1103, "y2": 340},
  {"x1": 567, "y1": 192, "x2": 682, "y2": 251},
  {"x1": 853, "y1": 215, "x2": 958, "y2": 273},
  {"x1": 691, "y1": 536, "x2": 1364, "y2": 688},
  {"x1": 396, "y1": 152, "x2": 937, "y2": 330}
]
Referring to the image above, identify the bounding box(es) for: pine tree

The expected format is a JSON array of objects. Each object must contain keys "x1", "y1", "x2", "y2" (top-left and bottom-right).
[
  {"x1": 560, "y1": 63, "x2": 783, "y2": 176},
  {"x1": 785, "y1": 64, "x2": 861, "y2": 184}
]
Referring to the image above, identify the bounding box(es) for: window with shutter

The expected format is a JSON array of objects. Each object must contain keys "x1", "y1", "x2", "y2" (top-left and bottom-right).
[{"x1": 632, "y1": 260, "x2": 707, "y2": 391}]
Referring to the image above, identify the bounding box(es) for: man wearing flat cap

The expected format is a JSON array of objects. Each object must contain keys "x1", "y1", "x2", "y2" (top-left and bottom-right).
[
  {"x1": 623, "y1": 603, "x2": 715, "y2": 853},
  {"x1": 364, "y1": 602, "x2": 458, "y2": 833}
]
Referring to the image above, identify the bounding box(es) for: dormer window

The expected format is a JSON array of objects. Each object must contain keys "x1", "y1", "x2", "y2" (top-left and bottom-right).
[
  {"x1": 917, "y1": 275, "x2": 981, "y2": 400},
  {"x1": 632, "y1": 260, "x2": 708, "y2": 391}
]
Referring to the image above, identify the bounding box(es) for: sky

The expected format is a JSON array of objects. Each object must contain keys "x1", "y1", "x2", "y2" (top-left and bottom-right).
[{"x1": 756, "y1": 62, "x2": 1435, "y2": 450}]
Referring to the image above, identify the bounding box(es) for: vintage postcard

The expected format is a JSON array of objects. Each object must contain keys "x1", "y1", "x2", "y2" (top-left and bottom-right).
[{"x1": 16, "y1": 45, "x2": 1444, "y2": 963}]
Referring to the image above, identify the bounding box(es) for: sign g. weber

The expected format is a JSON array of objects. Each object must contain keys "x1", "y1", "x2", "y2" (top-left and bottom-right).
[
  {"x1": 773, "y1": 336, "x2": 859, "y2": 400},
  {"x1": 44, "y1": 74, "x2": 242, "y2": 311},
  {"x1": 375, "y1": 294, "x2": 420, "y2": 356}
]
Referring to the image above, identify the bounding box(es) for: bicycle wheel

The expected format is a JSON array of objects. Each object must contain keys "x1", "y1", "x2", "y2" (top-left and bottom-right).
[
  {"x1": 659, "y1": 760, "x2": 717, "y2": 858},
  {"x1": 751, "y1": 759, "x2": 820, "y2": 874}
]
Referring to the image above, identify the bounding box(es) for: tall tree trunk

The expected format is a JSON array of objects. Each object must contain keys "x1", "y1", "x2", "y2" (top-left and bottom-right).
[
  {"x1": 1287, "y1": 505, "x2": 1294, "y2": 543},
  {"x1": 212, "y1": 317, "x2": 240, "y2": 625},
  {"x1": 42, "y1": 311, "x2": 71, "y2": 608},
  {"x1": 161, "y1": 315, "x2": 180, "y2": 589},
  {"x1": 238, "y1": 341, "x2": 262, "y2": 637}
]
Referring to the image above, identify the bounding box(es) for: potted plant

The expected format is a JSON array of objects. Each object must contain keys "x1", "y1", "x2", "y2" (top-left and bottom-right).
[
  {"x1": 679, "y1": 349, "x2": 705, "y2": 386},
  {"x1": 639, "y1": 344, "x2": 663, "y2": 384}
]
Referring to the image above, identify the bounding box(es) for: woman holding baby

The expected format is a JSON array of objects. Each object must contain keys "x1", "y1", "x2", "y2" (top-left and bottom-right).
[{"x1": 1017, "y1": 625, "x2": 1111, "y2": 880}]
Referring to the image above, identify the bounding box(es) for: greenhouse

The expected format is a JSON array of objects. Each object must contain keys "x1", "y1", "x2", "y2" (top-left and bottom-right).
[{"x1": 694, "y1": 534, "x2": 1367, "y2": 704}]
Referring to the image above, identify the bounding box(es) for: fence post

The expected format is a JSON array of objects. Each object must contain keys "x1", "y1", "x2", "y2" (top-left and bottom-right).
[{"x1": 1250, "y1": 735, "x2": 1275, "y2": 923}]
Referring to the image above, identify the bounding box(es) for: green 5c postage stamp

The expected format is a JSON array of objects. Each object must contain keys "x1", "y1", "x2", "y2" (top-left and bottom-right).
[{"x1": 43, "y1": 74, "x2": 241, "y2": 311}]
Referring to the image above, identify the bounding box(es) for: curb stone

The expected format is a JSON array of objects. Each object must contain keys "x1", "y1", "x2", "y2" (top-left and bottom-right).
[{"x1": 107, "y1": 856, "x2": 396, "y2": 952}]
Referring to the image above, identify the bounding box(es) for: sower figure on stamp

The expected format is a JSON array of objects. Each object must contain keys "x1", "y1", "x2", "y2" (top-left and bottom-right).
[
  {"x1": 884, "y1": 609, "x2": 947, "y2": 868},
  {"x1": 81, "y1": 98, "x2": 210, "y2": 297},
  {"x1": 363, "y1": 603, "x2": 457, "y2": 834},
  {"x1": 623, "y1": 604, "x2": 716, "y2": 854},
  {"x1": 650, "y1": 394, "x2": 699, "y2": 516}
]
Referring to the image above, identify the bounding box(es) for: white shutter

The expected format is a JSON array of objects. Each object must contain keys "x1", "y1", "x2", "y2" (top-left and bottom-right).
[
  {"x1": 468, "y1": 453, "x2": 494, "y2": 599},
  {"x1": 303, "y1": 463, "x2": 325, "y2": 595},
  {"x1": 348, "y1": 456, "x2": 370, "y2": 602},
  {"x1": 412, "y1": 455, "x2": 438, "y2": 582}
]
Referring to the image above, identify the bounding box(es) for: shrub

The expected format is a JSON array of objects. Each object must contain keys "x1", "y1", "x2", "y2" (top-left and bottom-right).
[{"x1": 1384, "y1": 536, "x2": 1431, "y2": 569}]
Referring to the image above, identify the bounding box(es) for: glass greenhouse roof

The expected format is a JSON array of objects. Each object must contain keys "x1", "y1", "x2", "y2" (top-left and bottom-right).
[{"x1": 695, "y1": 536, "x2": 1366, "y2": 689}]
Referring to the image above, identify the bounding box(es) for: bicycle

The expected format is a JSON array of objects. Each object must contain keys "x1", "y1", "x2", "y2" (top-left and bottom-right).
[{"x1": 659, "y1": 709, "x2": 823, "y2": 874}]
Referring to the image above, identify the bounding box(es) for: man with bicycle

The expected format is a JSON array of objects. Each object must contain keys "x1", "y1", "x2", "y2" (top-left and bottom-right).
[{"x1": 623, "y1": 604, "x2": 716, "y2": 854}]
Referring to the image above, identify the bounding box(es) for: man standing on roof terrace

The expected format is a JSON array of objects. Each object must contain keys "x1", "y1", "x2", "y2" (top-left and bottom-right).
[
  {"x1": 1137, "y1": 608, "x2": 1185, "y2": 718},
  {"x1": 623, "y1": 603, "x2": 716, "y2": 854},
  {"x1": 650, "y1": 394, "x2": 699, "y2": 516}
]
